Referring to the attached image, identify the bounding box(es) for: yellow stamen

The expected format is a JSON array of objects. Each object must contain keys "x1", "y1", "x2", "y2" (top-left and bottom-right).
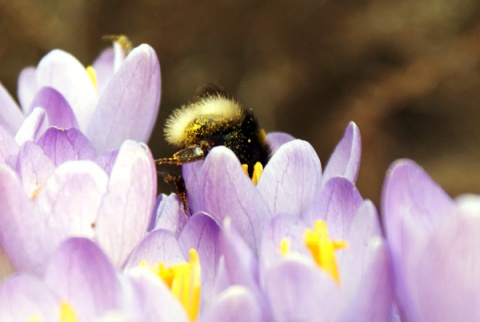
[
  {"x1": 279, "y1": 238, "x2": 290, "y2": 255},
  {"x1": 251, "y1": 162, "x2": 263, "y2": 185},
  {"x1": 304, "y1": 220, "x2": 348, "y2": 284},
  {"x1": 59, "y1": 301, "x2": 78, "y2": 322},
  {"x1": 241, "y1": 161, "x2": 263, "y2": 185},
  {"x1": 242, "y1": 164, "x2": 249, "y2": 176},
  {"x1": 86, "y1": 66, "x2": 97, "y2": 89},
  {"x1": 142, "y1": 249, "x2": 201, "y2": 321},
  {"x1": 30, "y1": 183, "x2": 44, "y2": 201},
  {"x1": 28, "y1": 316, "x2": 40, "y2": 322}
]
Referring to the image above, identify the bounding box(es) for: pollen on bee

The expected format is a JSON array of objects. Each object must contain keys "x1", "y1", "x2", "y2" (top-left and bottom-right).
[{"x1": 164, "y1": 95, "x2": 244, "y2": 146}]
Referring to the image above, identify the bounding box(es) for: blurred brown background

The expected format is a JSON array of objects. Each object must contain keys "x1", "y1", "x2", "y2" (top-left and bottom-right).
[{"x1": 1, "y1": 0, "x2": 480, "y2": 207}]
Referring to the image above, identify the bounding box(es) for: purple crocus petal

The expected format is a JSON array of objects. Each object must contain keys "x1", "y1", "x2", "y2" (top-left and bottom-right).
[
  {"x1": 264, "y1": 257, "x2": 341, "y2": 322},
  {"x1": 304, "y1": 177, "x2": 363, "y2": 237},
  {"x1": 199, "y1": 286, "x2": 263, "y2": 322},
  {"x1": 266, "y1": 131, "x2": 295, "y2": 154},
  {"x1": 29, "y1": 86, "x2": 79, "y2": 129},
  {"x1": 128, "y1": 268, "x2": 190, "y2": 322},
  {"x1": 38, "y1": 161, "x2": 106, "y2": 219},
  {"x1": 322, "y1": 122, "x2": 362, "y2": 185},
  {"x1": 36, "y1": 127, "x2": 97, "y2": 166},
  {"x1": 124, "y1": 229, "x2": 186, "y2": 269},
  {"x1": 219, "y1": 219, "x2": 260, "y2": 294},
  {"x1": 178, "y1": 212, "x2": 221, "y2": 302},
  {"x1": 17, "y1": 66, "x2": 37, "y2": 113},
  {"x1": 0, "y1": 275, "x2": 59, "y2": 321},
  {"x1": 87, "y1": 44, "x2": 161, "y2": 153},
  {"x1": 257, "y1": 139, "x2": 321, "y2": 217},
  {"x1": 95, "y1": 141, "x2": 156, "y2": 267},
  {"x1": 407, "y1": 208, "x2": 480, "y2": 321},
  {"x1": 14, "y1": 107, "x2": 48, "y2": 145},
  {"x1": 339, "y1": 240, "x2": 393, "y2": 322},
  {"x1": 383, "y1": 159, "x2": 455, "y2": 237},
  {"x1": 198, "y1": 147, "x2": 272, "y2": 249},
  {"x1": 0, "y1": 165, "x2": 51, "y2": 274},
  {"x1": 0, "y1": 82, "x2": 24, "y2": 134},
  {"x1": 259, "y1": 213, "x2": 309, "y2": 273},
  {"x1": 33, "y1": 160, "x2": 108, "y2": 250},
  {"x1": 36, "y1": 50, "x2": 97, "y2": 131},
  {"x1": 212, "y1": 258, "x2": 230, "y2": 295},
  {"x1": 16, "y1": 142, "x2": 55, "y2": 198},
  {"x1": 92, "y1": 47, "x2": 115, "y2": 95},
  {"x1": 338, "y1": 214, "x2": 384, "y2": 299},
  {"x1": 44, "y1": 238, "x2": 122, "y2": 321},
  {"x1": 382, "y1": 160, "x2": 455, "y2": 273},
  {"x1": 95, "y1": 148, "x2": 119, "y2": 175},
  {"x1": 0, "y1": 126, "x2": 19, "y2": 166},
  {"x1": 382, "y1": 159, "x2": 456, "y2": 321},
  {"x1": 183, "y1": 160, "x2": 204, "y2": 214},
  {"x1": 153, "y1": 194, "x2": 188, "y2": 237},
  {"x1": 346, "y1": 200, "x2": 382, "y2": 242},
  {"x1": 112, "y1": 39, "x2": 128, "y2": 70}
]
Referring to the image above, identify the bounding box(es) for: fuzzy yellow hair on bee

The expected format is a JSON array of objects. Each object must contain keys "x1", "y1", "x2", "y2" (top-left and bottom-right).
[{"x1": 164, "y1": 94, "x2": 244, "y2": 147}]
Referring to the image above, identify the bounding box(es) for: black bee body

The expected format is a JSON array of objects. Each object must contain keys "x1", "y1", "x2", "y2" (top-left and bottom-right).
[{"x1": 157, "y1": 83, "x2": 271, "y2": 211}]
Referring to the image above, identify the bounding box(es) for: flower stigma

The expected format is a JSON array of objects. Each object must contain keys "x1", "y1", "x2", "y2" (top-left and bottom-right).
[
  {"x1": 140, "y1": 249, "x2": 201, "y2": 321},
  {"x1": 60, "y1": 301, "x2": 78, "y2": 322},
  {"x1": 304, "y1": 220, "x2": 348, "y2": 284},
  {"x1": 86, "y1": 66, "x2": 97, "y2": 89},
  {"x1": 279, "y1": 238, "x2": 290, "y2": 255},
  {"x1": 242, "y1": 161, "x2": 263, "y2": 185},
  {"x1": 30, "y1": 183, "x2": 45, "y2": 202}
]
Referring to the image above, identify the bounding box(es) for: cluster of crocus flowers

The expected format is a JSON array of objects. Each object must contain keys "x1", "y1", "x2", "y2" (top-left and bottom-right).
[
  {"x1": 148, "y1": 122, "x2": 393, "y2": 321},
  {"x1": 0, "y1": 39, "x2": 476, "y2": 322}
]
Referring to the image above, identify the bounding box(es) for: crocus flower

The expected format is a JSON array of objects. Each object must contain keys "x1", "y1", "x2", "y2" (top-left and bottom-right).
[
  {"x1": 206, "y1": 176, "x2": 391, "y2": 321},
  {"x1": 259, "y1": 179, "x2": 392, "y2": 321},
  {"x1": 383, "y1": 159, "x2": 480, "y2": 322},
  {"x1": 0, "y1": 37, "x2": 161, "y2": 153},
  {"x1": 0, "y1": 237, "x2": 186, "y2": 322},
  {"x1": 0, "y1": 128, "x2": 157, "y2": 275},
  {"x1": 126, "y1": 210, "x2": 221, "y2": 306},
  {"x1": 126, "y1": 212, "x2": 269, "y2": 321},
  {"x1": 180, "y1": 122, "x2": 361, "y2": 251}
]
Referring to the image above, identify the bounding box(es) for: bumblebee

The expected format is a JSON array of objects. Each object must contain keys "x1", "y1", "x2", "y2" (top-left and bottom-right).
[
  {"x1": 157, "y1": 83, "x2": 271, "y2": 211},
  {"x1": 158, "y1": 83, "x2": 270, "y2": 175}
]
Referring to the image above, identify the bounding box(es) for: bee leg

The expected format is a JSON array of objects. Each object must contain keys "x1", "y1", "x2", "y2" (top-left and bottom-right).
[
  {"x1": 156, "y1": 157, "x2": 183, "y2": 165},
  {"x1": 164, "y1": 174, "x2": 189, "y2": 215}
]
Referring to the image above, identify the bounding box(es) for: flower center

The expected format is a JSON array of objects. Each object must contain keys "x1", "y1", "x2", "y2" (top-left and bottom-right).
[
  {"x1": 141, "y1": 249, "x2": 201, "y2": 321},
  {"x1": 304, "y1": 220, "x2": 348, "y2": 284},
  {"x1": 242, "y1": 161, "x2": 263, "y2": 185}
]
